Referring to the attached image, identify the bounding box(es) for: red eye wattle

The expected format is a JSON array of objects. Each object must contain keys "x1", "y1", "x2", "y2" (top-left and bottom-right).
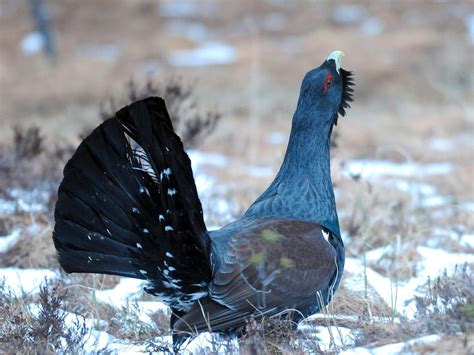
[{"x1": 323, "y1": 73, "x2": 333, "y2": 94}]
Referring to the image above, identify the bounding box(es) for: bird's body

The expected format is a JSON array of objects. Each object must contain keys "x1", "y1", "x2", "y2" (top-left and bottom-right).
[{"x1": 53, "y1": 51, "x2": 353, "y2": 349}]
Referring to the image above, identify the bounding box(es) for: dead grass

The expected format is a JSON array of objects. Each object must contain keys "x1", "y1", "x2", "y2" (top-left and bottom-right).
[
  {"x1": 407, "y1": 334, "x2": 474, "y2": 354},
  {"x1": 1, "y1": 224, "x2": 57, "y2": 269},
  {"x1": 0, "y1": 279, "x2": 87, "y2": 354},
  {"x1": 414, "y1": 264, "x2": 473, "y2": 335}
]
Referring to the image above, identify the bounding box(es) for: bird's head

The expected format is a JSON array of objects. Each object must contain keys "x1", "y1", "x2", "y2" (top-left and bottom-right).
[{"x1": 295, "y1": 50, "x2": 354, "y2": 130}]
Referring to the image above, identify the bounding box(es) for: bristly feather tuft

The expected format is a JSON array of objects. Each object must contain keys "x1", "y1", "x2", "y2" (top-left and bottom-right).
[{"x1": 334, "y1": 69, "x2": 354, "y2": 125}]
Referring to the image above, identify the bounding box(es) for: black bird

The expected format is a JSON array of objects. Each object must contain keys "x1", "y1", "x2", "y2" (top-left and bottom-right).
[{"x1": 53, "y1": 50, "x2": 354, "y2": 349}]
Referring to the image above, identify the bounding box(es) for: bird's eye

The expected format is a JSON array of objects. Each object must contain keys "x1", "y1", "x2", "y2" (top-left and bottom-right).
[{"x1": 323, "y1": 73, "x2": 333, "y2": 94}]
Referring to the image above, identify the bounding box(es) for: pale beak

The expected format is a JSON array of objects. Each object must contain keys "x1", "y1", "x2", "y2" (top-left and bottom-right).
[{"x1": 326, "y1": 50, "x2": 345, "y2": 74}]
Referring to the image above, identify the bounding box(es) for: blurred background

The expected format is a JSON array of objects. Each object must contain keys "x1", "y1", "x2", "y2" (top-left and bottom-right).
[{"x1": 0, "y1": 0, "x2": 473, "y2": 352}]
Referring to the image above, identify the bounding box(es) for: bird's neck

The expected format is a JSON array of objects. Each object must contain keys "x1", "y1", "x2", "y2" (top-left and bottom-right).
[{"x1": 245, "y1": 105, "x2": 340, "y2": 236}]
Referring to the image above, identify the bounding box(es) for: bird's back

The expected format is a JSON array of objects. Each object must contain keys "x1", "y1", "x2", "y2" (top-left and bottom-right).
[{"x1": 173, "y1": 217, "x2": 344, "y2": 335}]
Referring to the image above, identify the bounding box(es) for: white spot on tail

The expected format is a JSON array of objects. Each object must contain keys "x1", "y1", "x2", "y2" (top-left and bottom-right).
[
  {"x1": 160, "y1": 168, "x2": 172, "y2": 180},
  {"x1": 136, "y1": 243, "x2": 143, "y2": 249},
  {"x1": 87, "y1": 235, "x2": 92, "y2": 240},
  {"x1": 143, "y1": 228, "x2": 149, "y2": 234},
  {"x1": 132, "y1": 207, "x2": 140, "y2": 214},
  {"x1": 166, "y1": 252, "x2": 174, "y2": 258},
  {"x1": 159, "y1": 214, "x2": 165, "y2": 222},
  {"x1": 139, "y1": 269, "x2": 147, "y2": 275},
  {"x1": 168, "y1": 266, "x2": 176, "y2": 271},
  {"x1": 168, "y1": 188, "x2": 177, "y2": 196},
  {"x1": 165, "y1": 226, "x2": 174, "y2": 231}
]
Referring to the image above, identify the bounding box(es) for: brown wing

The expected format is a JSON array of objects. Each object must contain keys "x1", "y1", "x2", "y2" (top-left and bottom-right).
[{"x1": 174, "y1": 218, "x2": 337, "y2": 333}]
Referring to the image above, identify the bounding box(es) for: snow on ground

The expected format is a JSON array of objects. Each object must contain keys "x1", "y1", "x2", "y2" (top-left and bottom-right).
[
  {"x1": 265, "y1": 131, "x2": 287, "y2": 145},
  {"x1": 183, "y1": 332, "x2": 239, "y2": 354},
  {"x1": 1, "y1": 153, "x2": 472, "y2": 353},
  {"x1": 247, "y1": 165, "x2": 274, "y2": 177},
  {"x1": 314, "y1": 326, "x2": 355, "y2": 351},
  {"x1": 344, "y1": 246, "x2": 474, "y2": 319},
  {"x1": 187, "y1": 150, "x2": 229, "y2": 169},
  {"x1": 83, "y1": 331, "x2": 153, "y2": 354},
  {"x1": 168, "y1": 42, "x2": 238, "y2": 67},
  {"x1": 0, "y1": 228, "x2": 21, "y2": 253},
  {"x1": 94, "y1": 278, "x2": 145, "y2": 308},
  {"x1": 0, "y1": 268, "x2": 58, "y2": 296},
  {"x1": 29, "y1": 303, "x2": 108, "y2": 331},
  {"x1": 94, "y1": 276, "x2": 170, "y2": 325},
  {"x1": 383, "y1": 178, "x2": 451, "y2": 208},
  {"x1": 20, "y1": 32, "x2": 45, "y2": 55},
  {"x1": 343, "y1": 160, "x2": 452, "y2": 179},
  {"x1": 0, "y1": 186, "x2": 50, "y2": 215},
  {"x1": 341, "y1": 334, "x2": 441, "y2": 355}
]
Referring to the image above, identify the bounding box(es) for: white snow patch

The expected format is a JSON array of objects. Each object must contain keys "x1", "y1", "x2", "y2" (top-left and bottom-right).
[
  {"x1": 383, "y1": 179, "x2": 450, "y2": 208},
  {"x1": 0, "y1": 198, "x2": 16, "y2": 215},
  {"x1": 266, "y1": 131, "x2": 287, "y2": 145},
  {"x1": 465, "y1": 13, "x2": 474, "y2": 43},
  {"x1": 459, "y1": 202, "x2": 474, "y2": 213},
  {"x1": 345, "y1": 246, "x2": 474, "y2": 318},
  {"x1": 183, "y1": 332, "x2": 239, "y2": 353},
  {"x1": 429, "y1": 138, "x2": 454, "y2": 151},
  {"x1": 364, "y1": 244, "x2": 394, "y2": 262},
  {"x1": 0, "y1": 187, "x2": 51, "y2": 215},
  {"x1": 95, "y1": 278, "x2": 144, "y2": 308},
  {"x1": 314, "y1": 326, "x2": 354, "y2": 351},
  {"x1": 343, "y1": 160, "x2": 452, "y2": 179},
  {"x1": 0, "y1": 229, "x2": 21, "y2": 253},
  {"x1": 136, "y1": 301, "x2": 170, "y2": 324},
  {"x1": 422, "y1": 195, "x2": 450, "y2": 208},
  {"x1": 168, "y1": 42, "x2": 237, "y2": 67},
  {"x1": 83, "y1": 331, "x2": 117, "y2": 353},
  {"x1": 247, "y1": 165, "x2": 274, "y2": 177},
  {"x1": 0, "y1": 268, "x2": 58, "y2": 296},
  {"x1": 417, "y1": 246, "x2": 474, "y2": 278},
  {"x1": 342, "y1": 334, "x2": 441, "y2": 354},
  {"x1": 460, "y1": 233, "x2": 474, "y2": 248},
  {"x1": 21, "y1": 32, "x2": 45, "y2": 55},
  {"x1": 188, "y1": 150, "x2": 228, "y2": 169}
]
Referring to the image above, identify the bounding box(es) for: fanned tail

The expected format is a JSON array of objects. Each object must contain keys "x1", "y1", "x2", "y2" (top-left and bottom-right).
[{"x1": 53, "y1": 97, "x2": 212, "y2": 311}]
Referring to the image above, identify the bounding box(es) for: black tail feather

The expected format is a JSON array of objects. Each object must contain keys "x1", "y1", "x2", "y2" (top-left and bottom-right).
[{"x1": 53, "y1": 97, "x2": 212, "y2": 310}]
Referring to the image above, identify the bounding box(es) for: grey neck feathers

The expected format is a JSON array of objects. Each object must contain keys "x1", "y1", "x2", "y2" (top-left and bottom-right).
[{"x1": 244, "y1": 101, "x2": 340, "y2": 237}]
